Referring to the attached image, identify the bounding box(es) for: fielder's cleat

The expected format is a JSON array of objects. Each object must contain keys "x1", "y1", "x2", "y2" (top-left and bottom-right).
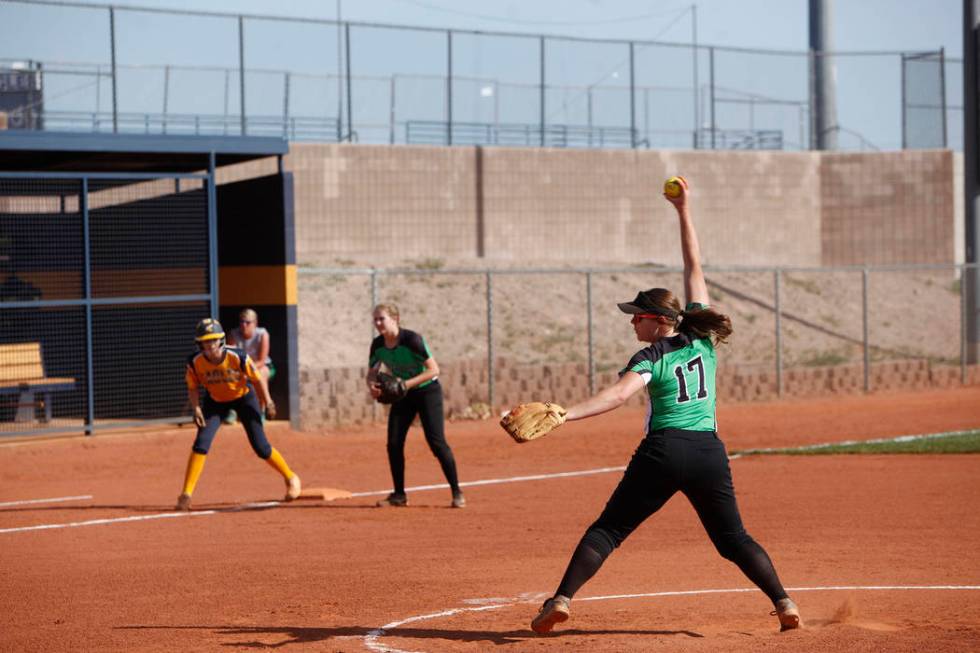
[
  {"x1": 531, "y1": 595, "x2": 571, "y2": 634},
  {"x1": 376, "y1": 492, "x2": 408, "y2": 507},
  {"x1": 284, "y1": 474, "x2": 302, "y2": 501},
  {"x1": 451, "y1": 491, "x2": 466, "y2": 508},
  {"x1": 771, "y1": 597, "x2": 802, "y2": 631},
  {"x1": 175, "y1": 493, "x2": 192, "y2": 511}
]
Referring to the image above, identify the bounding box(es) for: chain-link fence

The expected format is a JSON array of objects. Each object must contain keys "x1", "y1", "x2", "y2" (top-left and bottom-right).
[
  {"x1": 0, "y1": 172, "x2": 214, "y2": 437},
  {"x1": 297, "y1": 263, "x2": 975, "y2": 414},
  {"x1": 0, "y1": 0, "x2": 961, "y2": 151}
]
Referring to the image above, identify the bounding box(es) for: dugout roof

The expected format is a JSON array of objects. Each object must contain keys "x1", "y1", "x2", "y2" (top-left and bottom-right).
[{"x1": 0, "y1": 130, "x2": 287, "y2": 173}]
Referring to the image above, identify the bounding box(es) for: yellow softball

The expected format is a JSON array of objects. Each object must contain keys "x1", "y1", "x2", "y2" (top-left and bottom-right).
[{"x1": 663, "y1": 176, "x2": 684, "y2": 198}]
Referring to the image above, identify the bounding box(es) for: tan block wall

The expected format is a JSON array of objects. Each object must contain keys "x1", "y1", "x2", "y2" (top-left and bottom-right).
[
  {"x1": 481, "y1": 148, "x2": 822, "y2": 267},
  {"x1": 215, "y1": 145, "x2": 954, "y2": 269},
  {"x1": 299, "y1": 358, "x2": 980, "y2": 429},
  {"x1": 820, "y1": 150, "x2": 956, "y2": 265},
  {"x1": 282, "y1": 144, "x2": 825, "y2": 267}
]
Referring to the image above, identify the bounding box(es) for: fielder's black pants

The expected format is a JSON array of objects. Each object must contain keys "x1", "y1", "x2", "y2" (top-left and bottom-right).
[
  {"x1": 192, "y1": 387, "x2": 272, "y2": 459},
  {"x1": 555, "y1": 428, "x2": 789, "y2": 605},
  {"x1": 386, "y1": 380, "x2": 460, "y2": 495}
]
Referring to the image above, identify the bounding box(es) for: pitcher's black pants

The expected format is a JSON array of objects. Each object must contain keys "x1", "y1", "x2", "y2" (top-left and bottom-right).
[{"x1": 555, "y1": 428, "x2": 788, "y2": 605}]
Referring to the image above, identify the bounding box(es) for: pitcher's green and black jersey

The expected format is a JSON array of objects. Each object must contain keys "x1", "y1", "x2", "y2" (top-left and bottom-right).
[
  {"x1": 369, "y1": 329, "x2": 435, "y2": 389},
  {"x1": 621, "y1": 304, "x2": 718, "y2": 433}
]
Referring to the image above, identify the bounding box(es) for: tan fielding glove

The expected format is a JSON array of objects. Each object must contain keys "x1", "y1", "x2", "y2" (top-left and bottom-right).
[{"x1": 500, "y1": 402, "x2": 567, "y2": 443}]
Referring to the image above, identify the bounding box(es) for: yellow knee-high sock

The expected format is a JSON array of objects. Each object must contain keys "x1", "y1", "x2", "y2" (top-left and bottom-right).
[
  {"x1": 181, "y1": 452, "x2": 207, "y2": 496},
  {"x1": 265, "y1": 447, "x2": 295, "y2": 480}
]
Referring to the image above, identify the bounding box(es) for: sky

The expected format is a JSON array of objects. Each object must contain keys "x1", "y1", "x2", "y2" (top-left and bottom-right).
[
  {"x1": 31, "y1": 0, "x2": 960, "y2": 56},
  {"x1": 0, "y1": 0, "x2": 967, "y2": 150}
]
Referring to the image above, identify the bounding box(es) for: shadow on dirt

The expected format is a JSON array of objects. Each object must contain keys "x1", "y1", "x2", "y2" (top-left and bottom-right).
[{"x1": 117, "y1": 624, "x2": 704, "y2": 646}]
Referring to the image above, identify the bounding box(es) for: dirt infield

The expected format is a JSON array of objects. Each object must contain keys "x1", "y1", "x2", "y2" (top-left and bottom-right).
[{"x1": 2, "y1": 386, "x2": 979, "y2": 652}]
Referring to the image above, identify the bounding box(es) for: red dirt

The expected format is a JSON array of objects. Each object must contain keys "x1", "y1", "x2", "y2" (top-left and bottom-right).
[{"x1": 1, "y1": 386, "x2": 979, "y2": 652}]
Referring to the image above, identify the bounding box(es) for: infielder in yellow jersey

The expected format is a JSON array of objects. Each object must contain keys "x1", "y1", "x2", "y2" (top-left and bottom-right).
[{"x1": 175, "y1": 318, "x2": 301, "y2": 511}]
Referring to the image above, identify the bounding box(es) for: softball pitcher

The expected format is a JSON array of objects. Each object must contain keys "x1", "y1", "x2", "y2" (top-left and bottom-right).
[
  {"x1": 175, "y1": 318, "x2": 301, "y2": 511},
  {"x1": 527, "y1": 177, "x2": 801, "y2": 634}
]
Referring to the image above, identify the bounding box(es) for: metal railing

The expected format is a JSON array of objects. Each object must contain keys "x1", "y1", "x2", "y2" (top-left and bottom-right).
[{"x1": 0, "y1": 0, "x2": 960, "y2": 151}]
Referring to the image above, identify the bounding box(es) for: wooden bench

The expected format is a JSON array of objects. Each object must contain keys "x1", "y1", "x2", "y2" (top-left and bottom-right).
[{"x1": 0, "y1": 342, "x2": 77, "y2": 423}]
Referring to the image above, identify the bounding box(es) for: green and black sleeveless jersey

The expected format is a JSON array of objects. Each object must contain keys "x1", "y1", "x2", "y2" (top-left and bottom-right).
[
  {"x1": 369, "y1": 329, "x2": 435, "y2": 389},
  {"x1": 620, "y1": 305, "x2": 718, "y2": 433}
]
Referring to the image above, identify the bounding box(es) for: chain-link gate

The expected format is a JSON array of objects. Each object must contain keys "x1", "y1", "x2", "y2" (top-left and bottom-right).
[
  {"x1": 0, "y1": 171, "x2": 215, "y2": 437},
  {"x1": 902, "y1": 50, "x2": 947, "y2": 149}
]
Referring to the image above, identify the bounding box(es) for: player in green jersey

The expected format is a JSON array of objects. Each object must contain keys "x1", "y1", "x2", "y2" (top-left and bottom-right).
[
  {"x1": 367, "y1": 303, "x2": 464, "y2": 509},
  {"x1": 530, "y1": 176, "x2": 801, "y2": 635}
]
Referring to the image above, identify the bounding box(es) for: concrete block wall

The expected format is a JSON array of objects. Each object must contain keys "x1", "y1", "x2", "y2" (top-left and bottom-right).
[
  {"x1": 299, "y1": 357, "x2": 979, "y2": 429},
  {"x1": 215, "y1": 145, "x2": 956, "y2": 269},
  {"x1": 820, "y1": 150, "x2": 956, "y2": 265},
  {"x1": 280, "y1": 144, "x2": 827, "y2": 268}
]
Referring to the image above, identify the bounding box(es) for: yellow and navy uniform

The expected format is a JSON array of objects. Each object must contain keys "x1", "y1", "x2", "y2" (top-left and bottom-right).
[
  {"x1": 185, "y1": 346, "x2": 275, "y2": 460},
  {"x1": 186, "y1": 347, "x2": 261, "y2": 402},
  {"x1": 176, "y1": 327, "x2": 298, "y2": 509}
]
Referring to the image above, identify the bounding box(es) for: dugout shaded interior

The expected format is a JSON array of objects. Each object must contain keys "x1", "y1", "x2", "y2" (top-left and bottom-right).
[{"x1": 0, "y1": 131, "x2": 296, "y2": 437}]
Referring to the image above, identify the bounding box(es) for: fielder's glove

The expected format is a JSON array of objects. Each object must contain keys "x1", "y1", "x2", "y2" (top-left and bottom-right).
[
  {"x1": 500, "y1": 402, "x2": 567, "y2": 443},
  {"x1": 375, "y1": 372, "x2": 408, "y2": 404}
]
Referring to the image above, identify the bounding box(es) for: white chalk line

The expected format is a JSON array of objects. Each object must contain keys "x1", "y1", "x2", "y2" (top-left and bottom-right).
[
  {"x1": 363, "y1": 584, "x2": 980, "y2": 653},
  {"x1": 0, "y1": 467, "x2": 625, "y2": 535},
  {"x1": 0, "y1": 500, "x2": 280, "y2": 534},
  {"x1": 347, "y1": 465, "x2": 627, "y2": 498},
  {"x1": 0, "y1": 494, "x2": 93, "y2": 508},
  {"x1": 2, "y1": 427, "x2": 975, "y2": 534}
]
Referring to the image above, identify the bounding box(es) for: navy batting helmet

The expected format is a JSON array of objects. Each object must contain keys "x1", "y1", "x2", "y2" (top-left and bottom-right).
[{"x1": 194, "y1": 318, "x2": 225, "y2": 346}]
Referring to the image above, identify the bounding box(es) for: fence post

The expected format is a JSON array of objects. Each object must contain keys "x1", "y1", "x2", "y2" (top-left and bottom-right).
[
  {"x1": 862, "y1": 267, "x2": 870, "y2": 392},
  {"x1": 446, "y1": 30, "x2": 453, "y2": 146},
  {"x1": 486, "y1": 271, "x2": 495, "y2": 410},
  {"x1": 629, "y1": 41, "x2": 636, "y2": 149},
  {"x1": 238, "y1": 15, "x2": 246, "y2": 135},
  {"x1": 691, "y1": 8, "x2": 699, "y2": 148},
  {"x1": 336, "y1": 3, "x2": 344, "y2": 143},
  {"x1": 82, "y1": 177, "x2": 94, "y2": 435},
  {"x1": 162, "y1": 65, "x2": 170, "y2": 134},
  {"x1": 283, "y1": 72, "x2": 291, "y2": 138},
  {"x1": 587, "y1": 271, "x2": 596, "y2": 396},
  {"x1": 344, "y1": 23, "x2": 353, "y2": 142},
  {"x1": 371, "y1": 270, "x2": 378, "y2": 422},
  {"x1": 709, "y1": 46, "x2": 715, "y2": 149},
  {"x1": 961, "y1": 263, "x2": 968, "y2": 384},
  {"x1": 223, "y1": 69, "x2": 230, "y2": 135},
  {"x1": 939, "y1": 47, "x2": 948, "y2": 149},
  {"x1": 389, "y1": 75, "x2": 396, "y2": 144},
  {"x1": 109, "y1": 7, "x2": 118, "y2": 134},
  {"x1": 900, "y1": 53, "x2": 907, "y2": 149},
  {"x1": 539, "y1": 36, "x2": 546, "y2": 147},
  {"x1": 95, "y1": 64, "x2": 102, "y2": 116},
  {"x1": 774, "y1": 269, "x2": 782, "y2": 397},
  {"x1": 208, "y1": 152, "x2": 219, "y2": 319}
]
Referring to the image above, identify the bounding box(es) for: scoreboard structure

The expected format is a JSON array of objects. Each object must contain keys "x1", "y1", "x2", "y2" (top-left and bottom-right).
[{"x1": 0, "y1": 64, "x2": 43, "y2": 131}]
